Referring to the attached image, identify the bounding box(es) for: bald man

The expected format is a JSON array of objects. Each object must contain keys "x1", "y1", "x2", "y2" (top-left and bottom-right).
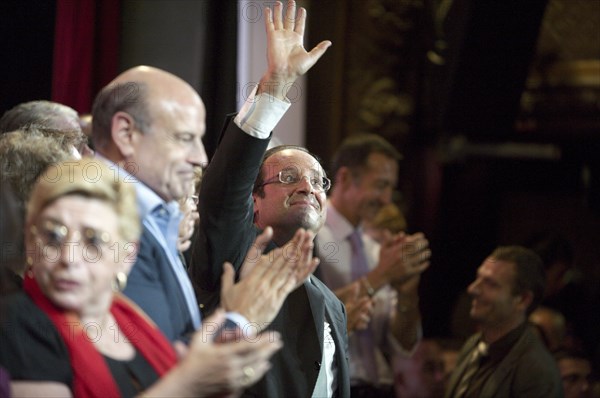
[{"x1": 92, "y1": 65, "x2": 208, "y2": 342}]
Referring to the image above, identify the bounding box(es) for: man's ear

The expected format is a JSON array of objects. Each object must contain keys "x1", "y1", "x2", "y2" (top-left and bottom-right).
[
  {"x1": 516, "y1": 290, "x2": 534, "y2": 313},
  {"x1": 335, "y1": 166, "x2": 353, "y2": 190},
  {"x1": 111, "y1": 111, "x2": 137, "y2": 158}
]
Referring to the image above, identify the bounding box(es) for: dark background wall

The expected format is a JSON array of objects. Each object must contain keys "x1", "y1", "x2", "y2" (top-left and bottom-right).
[
  {"x1": 2, "y1": 0, "x2": 599, "y2": 364},
  {"x1": 0, "y1": 0, "x2": 56, "y2": 113},
  {"x1": 306, "y1": 0, "x2": 600, "y2": 364}
]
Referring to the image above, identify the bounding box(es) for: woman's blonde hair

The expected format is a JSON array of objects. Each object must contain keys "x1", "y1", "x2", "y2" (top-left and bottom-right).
[
  {"x1": 26, "y1": 158, "x2": 141, "y2": 243},
  {"x1": 370, "y1": 203, "x2": 407, "y2": 234}
]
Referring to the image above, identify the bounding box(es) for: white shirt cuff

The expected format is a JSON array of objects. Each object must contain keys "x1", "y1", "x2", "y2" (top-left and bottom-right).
[
  {"x1": 225, "y1": 312, "x2": 260, "y2": 338},
  {"x1": 234, "y1": 85, "x2": 291, "y2": 139}
]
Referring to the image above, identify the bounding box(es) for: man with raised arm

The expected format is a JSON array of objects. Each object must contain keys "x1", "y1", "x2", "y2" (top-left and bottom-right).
[{"x1": 190, "y1": 2, "x2": 350, "y2": 397}]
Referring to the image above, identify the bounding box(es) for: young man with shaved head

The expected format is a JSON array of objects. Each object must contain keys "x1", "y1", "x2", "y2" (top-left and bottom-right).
[{"x1": 445, "y1": 246, "x2": 563, "y2": 398}]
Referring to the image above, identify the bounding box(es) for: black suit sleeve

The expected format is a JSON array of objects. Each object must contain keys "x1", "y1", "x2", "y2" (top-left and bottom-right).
[{"x1": 189, "y1": 115, "x2": 270, "y2": 314}]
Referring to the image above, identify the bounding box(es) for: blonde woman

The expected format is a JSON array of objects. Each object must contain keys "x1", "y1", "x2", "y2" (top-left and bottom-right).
[{"x1": 0, "y1": 159, "x2": 285, "y2": 397}]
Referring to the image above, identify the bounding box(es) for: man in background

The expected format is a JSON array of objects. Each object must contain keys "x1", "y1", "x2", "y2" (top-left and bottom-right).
[
  {"x1": 445, "y1": 246, "x2": 563, "y2": 398},
  {"x1": 316, "y1": 133, "x2": 431, "y2": 397}
]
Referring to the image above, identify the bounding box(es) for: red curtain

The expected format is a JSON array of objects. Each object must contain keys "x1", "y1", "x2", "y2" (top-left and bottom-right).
[{"x1": 51, "y1": 0, "x2": 120, "y2": 113}]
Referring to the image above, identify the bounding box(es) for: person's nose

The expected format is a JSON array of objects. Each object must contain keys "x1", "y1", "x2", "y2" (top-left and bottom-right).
[
  {"x1": 57, "y1": 238, "x2": 85, "y2": 267},
  {"x1": 295, "y1": 175, "x2": 316, "y2": 194},
  {"x1": 188, "y1": 139, "x2": 208, "y2": 168},
  {"x1": 467, "y1": 278, "x2": 480, "y2": 295}
]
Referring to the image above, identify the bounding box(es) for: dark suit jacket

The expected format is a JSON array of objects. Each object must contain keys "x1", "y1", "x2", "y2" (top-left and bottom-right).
[
  {"x1": 190, "y1": 116, "x2": 351, "y2": 397},
  {"x1": 124, "y1": 226, "x2": 195, "y2": 342},
  {"x1": 445, "y1": 325, "x2": 564, "y2": 398}
]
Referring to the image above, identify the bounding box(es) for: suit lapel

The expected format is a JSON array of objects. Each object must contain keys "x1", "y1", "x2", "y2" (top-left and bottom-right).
[
  {"x1": 305, "y1": 278, "x2": 325, "y2": 349},
  {"x1": 280, "y1": 283, "x2": 322, "y2": 395},
  {"x1": 445, "y1": 335, "x2": 480, "y2": 398},
  {"x1": 306, "y1": 277, "x2": 352, "y2": 398},
  {"x1": 479, "y1": 327, "x2": 533, "y2": 397},
  {"x1": 141, "y1": 228, "x2": 189, "y2": 316}
]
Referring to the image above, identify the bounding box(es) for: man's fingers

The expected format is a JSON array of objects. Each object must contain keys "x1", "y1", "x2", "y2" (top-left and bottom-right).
[
  {"x1": 404, "y1": 248, "x2": 432, "y2": 266},
  {"x1": 179, "y1": 240, "x2": 191, "y2": 252},
  {"x1": 265, "y1": 252, "x2": 295, "y2": 289},
  {"x1": 236, "y1": 333, "x2": 283, "y2": 364},
  {"x1": 350, "y1": 281, "x2": 361, "y2": 300},
  {"x1": 294, "y1": 6, "x2": 306, "y2": 36},
  {"x1": 294, "y1": 257, "x2": 319, "y2": 285},
  {"x1": 264, "y1": 6, "x2": 274, "y2": 33},
  {"x1": 268, "y1": 230, "x2": 318, "y2": 291},
  {"x1": 305, "y1": 41, "x2": 332, "y2": 67},
  {"x1": 283, "y1": 0, "x2": 296, "y2": 30},
  {"x1": 356, "y1": 296, "x2": 372, "y2": 308},
  {"x1": 291, "y1": 229, "x2": 318, "y2": 285},
  {"x1": 411, "y1": 232, "x2": 426, "y2": 240},
  {"x1": 294, "y1": 229, "x2": 314, "y2": 266},
  {"x1": 242, "y1": 227, "x2": 274, "y2": 279},
  {"x1": 383, "y1": 231, "x2": 405, "y2": 249},
  {"x1": 414, "y1": 261, "x2": 430, "y2": 274},
  {"x1": 403, "y1": 233, "x2": 429, "y2": 252},
  {"x1": 335, "y1": 282, "x2": 359, "y2": 303},
  {"x1": 272, "y1": 1, "x2": 284, "y2": 30},
  {"x1": 254, "y1": 226, "x2": 274, "y2": 252},
  {"x1": 173, "y1": 341, "x2": 188, "y2": 360},
  {"x1": 221, "y1": 262, "x2": 236, "y2": 293}
]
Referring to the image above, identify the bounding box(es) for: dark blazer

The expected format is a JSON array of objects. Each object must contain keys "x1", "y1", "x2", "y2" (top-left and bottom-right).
[
  {"x1": 190, "y1": 117, "x2": 351, "y2": 397},
  {"x1": 445, "y1": 325, "x2": 564, "y2": 398},
  {"x1": 124, "y1": 226, "x2": 195, "y2": 342}
]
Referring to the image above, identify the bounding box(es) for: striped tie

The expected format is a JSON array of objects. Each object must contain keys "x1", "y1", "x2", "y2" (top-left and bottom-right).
[{"x1": 453, "y1": 341, "x2": 488, "y2": 397}]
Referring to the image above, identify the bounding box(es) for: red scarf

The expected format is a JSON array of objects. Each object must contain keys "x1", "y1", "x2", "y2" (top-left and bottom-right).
[{"x1": 24, "y1": 274, "x2": 178, "y2": 397}]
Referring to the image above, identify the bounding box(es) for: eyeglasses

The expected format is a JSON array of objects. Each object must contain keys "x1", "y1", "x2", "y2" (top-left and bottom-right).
[
  {"x1": 257, "y1": 168, "x2": 331, "y2": 192},
  {"x1": 30, "y1": 219, "x2": 112, "y2": 261}
]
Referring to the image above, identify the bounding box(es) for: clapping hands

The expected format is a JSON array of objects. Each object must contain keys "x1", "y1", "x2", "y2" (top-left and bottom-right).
[{"x1": 220, "y1": 227, "x2": 319, "y2": 332}]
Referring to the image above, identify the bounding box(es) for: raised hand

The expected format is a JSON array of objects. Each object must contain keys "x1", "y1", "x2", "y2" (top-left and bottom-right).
[
  {"x1": 220, "y1": 227, "x2": 320, "y2": 331},
  {"x1": 259, "y1": 0, "x2": 332, "y2": 100}
]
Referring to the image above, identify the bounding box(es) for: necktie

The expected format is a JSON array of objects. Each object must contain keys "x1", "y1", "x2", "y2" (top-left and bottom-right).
[
  {"x1": 453, "y1": 341, "x2": 488, "y2": 397},
  {"x1": 349, "y1": 230, "x2": 370, "y2": 280},
  {"x1": 348, "y1": 229, "x2": 378, "y2": 383}
]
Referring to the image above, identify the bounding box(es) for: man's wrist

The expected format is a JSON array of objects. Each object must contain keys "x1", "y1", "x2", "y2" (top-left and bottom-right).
[
  {"x1": 366, "y1": 268, "x2": 387, "y2": 292},
  {"x1": 359, "y1": 277, "x2": 375, "y2": 298},
  {"x1": 257, "y1": 72, "x2": 297, "y2": 101}
]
